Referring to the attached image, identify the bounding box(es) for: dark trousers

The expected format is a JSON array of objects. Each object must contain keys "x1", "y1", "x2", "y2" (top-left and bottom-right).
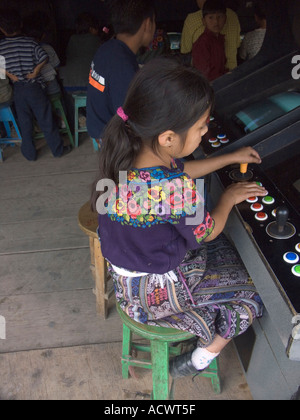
[{"x1": 14, "y1": 82, "x2": 63, "y2": 161}]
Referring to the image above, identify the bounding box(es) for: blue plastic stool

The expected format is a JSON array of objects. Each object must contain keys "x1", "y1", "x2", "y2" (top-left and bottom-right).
[
  {"x1": 0, "y1": 104, "x2": 22, "y2": 162},
  {"x1": 92, "y1": 138, "x2": 100, "y2": 151},
  {"x1": 72, "y1": 92, "x2": 87, "y2": 147}
]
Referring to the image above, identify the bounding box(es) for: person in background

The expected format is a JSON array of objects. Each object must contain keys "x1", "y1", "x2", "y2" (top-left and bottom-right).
[
  {"x1": 181, "y1": 0, "x2": 241, "y2": 70},
  {"x1": 0, "y1": 78, "x2": 12, "y2": 106},
  {"x1": 137, "y1": 28, "x2": 170, "y2": 65},
  {"x1": 23, "y1": 16, "x2": 61, "y2": 96},
  {"x1": 239, "y1": 0, "x2": 267, "y2": 61},
  {"x1": 59, "y1": 12, "x2": 102, "y2": 89},
  {"x1": 0, "y1": 9, "x2": 71, "y2": 161},
  {"x1": 91, "y1": 57, "x2": 266, "y2": 378},
  {"x1": 86, "y1": 0, "x2": 156, "y2": 145},
  {"x1": 192, "y1": 0, "x2": 228, "y2": 81}
]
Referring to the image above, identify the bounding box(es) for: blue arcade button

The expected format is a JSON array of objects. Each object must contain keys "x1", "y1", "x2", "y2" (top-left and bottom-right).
[{"x1": 283, "y1": 252, "x2": 299, "y2": 264}]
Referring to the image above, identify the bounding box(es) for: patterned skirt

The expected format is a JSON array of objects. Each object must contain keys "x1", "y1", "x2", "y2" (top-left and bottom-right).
[{"x1": 110, "y1": 234, "x2": 264, "y2": 347}]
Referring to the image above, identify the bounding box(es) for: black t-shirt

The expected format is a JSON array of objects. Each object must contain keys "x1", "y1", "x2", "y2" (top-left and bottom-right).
[{"x1": 86, "y1": 38, "x2": 139, "y2": 139}]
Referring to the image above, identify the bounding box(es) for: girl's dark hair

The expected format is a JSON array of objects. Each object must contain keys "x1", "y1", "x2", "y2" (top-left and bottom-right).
[
  {"x1": 91, "y1": 57, "x2": 214, "y2": 210},
  {"x1": 109, "y1": 0, "x2": 156, "y2": 35}
]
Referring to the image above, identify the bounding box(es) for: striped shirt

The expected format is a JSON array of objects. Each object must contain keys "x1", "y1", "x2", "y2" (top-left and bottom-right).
[{"x1": 0, "y1": 36, "x2": 48, "y2": 85}]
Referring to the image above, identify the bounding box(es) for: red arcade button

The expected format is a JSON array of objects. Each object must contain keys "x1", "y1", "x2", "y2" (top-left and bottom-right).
[
  {"x1": 251, "y1": 203, "x2": 263, "y2": 212},
  {"x1": 255, "y1": 212, "x2": 268, "y2": 221}
]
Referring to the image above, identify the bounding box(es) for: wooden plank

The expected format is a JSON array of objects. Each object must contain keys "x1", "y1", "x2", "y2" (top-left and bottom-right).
[
  {"x1": 0, "y1": 289, "x2": 118, "y2": 353},
  {"x1": 0, "y1": 134, "x2": 99, "y2": 179},
  {"x1": 0, "y1": 172, "x2": 95, "y2": 223},
  {"x1": 0, "y1": 341, "x2": 252, "y2": 400},
  {"x1": 0, "y1": 248, "x2": 93, "y2": 295},
  {"x1": 0, "y1": 216, "x2": 89, "y2": 254}
]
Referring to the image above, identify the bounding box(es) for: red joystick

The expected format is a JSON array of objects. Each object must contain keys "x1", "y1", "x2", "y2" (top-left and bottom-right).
[{"x1": 266, "y1": 206, "x2": 296, "y2": 239}]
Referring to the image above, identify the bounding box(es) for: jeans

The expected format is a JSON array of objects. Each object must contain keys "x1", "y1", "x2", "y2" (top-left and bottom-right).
[{"x1": 13, "y1": 82, "x2": 63, "y2": 160}]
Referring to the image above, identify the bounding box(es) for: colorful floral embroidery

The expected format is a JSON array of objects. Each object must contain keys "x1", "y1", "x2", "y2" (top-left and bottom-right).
[
  {"x1": 106, "y1": 160, "x2": 209, "y2": 230},
  {"x1": 193, "y1": 213, "x2": 214, "y2": 243}
]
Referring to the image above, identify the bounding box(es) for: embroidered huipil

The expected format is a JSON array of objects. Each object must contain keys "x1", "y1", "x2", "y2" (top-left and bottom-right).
[{"x1": 97, "y1": 159, "x2": 214, "y2": 274}]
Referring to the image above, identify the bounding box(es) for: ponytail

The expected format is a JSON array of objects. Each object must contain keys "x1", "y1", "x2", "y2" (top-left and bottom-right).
[
  {"x1": 90, "y1": 111, "x2": 142, "y2": 211},
  {"x1": 99, "y1": 113, "x2": 142, "y2": 183},
  {"x1": 90, "y1": 56, "x2": 214, "y2": 211}
]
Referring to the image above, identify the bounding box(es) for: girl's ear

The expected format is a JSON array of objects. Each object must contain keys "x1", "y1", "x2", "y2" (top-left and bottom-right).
[{"x1": 158, "y1": 130, "x2": 177, "y2": 148}]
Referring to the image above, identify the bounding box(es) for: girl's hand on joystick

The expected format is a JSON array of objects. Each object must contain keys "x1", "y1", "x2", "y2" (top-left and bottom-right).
[{"x1": 231, "y1": 147, "x2": 262, "y2": 165}]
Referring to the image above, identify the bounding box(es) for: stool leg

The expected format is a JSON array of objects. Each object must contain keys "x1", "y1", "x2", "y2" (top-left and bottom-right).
[
  {"x1": 92, "y1": 138, "x2": 99, "y2": 151},
  {"x1": 3, "y1": 121, "x2": 11, "y2": 137},
  {"x1": 93, "y1": 237, "x2": 108, "y2": 318},
  {"x1": 150, "y1": 340, "x2": 170, "y2": 400},
  {"x1": 121, "y1": 323, "x2": 132, "y2": 379},
  {"x1": 74, "y1": 105, "x2": 79, "y2": 147},
  {"x1": 209, "y1": 357, "x2": 221, "y2": 394},
  {"x1": 55, "y1": 101, "x2": 74, "y2": 147}
]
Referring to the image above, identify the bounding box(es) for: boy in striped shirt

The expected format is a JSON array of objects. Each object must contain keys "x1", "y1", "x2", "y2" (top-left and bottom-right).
[{"x1": 0, "y1": 8, "x2": 71, "y2": 161}]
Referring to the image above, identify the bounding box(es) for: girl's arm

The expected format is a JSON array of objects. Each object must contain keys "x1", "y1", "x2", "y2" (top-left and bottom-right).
[
  {"x1": 205, "y1": 181, "x2": 267, "y2": 242},
  {"x1": 184, "y1": 146, "x2": 262, "y2": 180}
]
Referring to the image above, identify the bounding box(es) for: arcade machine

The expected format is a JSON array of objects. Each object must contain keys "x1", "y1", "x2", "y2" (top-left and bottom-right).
[
  {"x1": 200, "y1": 0, "x2": 300, "y2": 400},
  {"x1": 193, "y1": 0, "x2": 300, "y2": 159}
]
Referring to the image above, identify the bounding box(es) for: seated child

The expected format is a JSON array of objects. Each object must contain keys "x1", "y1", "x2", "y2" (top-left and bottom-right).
[
  {"x1": 239, "y1": 1, "x2": 267, "y2": 61},
  {"x1": 91, "y1": 57, "x2": 267, "y2": 377},
  {"x1": 192, "y1": 0, "x2": 228, "y2": 81}
]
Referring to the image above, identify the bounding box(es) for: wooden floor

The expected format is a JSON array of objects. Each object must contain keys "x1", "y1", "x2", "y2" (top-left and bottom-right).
[{"x1": 0, "y1": 134, "x2": 252, "y2": 400}]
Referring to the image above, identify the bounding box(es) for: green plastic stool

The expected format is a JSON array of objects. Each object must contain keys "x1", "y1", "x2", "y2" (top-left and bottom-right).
[
  {"x1": 34, "y1": 93, "x2": 74, "y2": 147},
  {"x1": 72, "y1": 92, "x2": 87, "y2": 147},
  {"x1": 116, "y1": 303, "x2": 221, "y2": 399}
]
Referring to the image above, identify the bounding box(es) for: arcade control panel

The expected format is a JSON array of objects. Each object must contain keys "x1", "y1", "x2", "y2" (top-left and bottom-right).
[
  {"x1": 201, "y1": 116, "x2": 237, "y2": 155},
  {"x1": 216, "y1": 164, "x2": 300, "y2": 314}
]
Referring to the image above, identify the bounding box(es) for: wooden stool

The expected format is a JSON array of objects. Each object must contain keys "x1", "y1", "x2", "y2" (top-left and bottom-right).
[
  {"x1": 78, "y1": 202, "x2": 114, "y2": 318},
  {"x1": 116, "y1": 303, "x2": 221, "y2": 400}
]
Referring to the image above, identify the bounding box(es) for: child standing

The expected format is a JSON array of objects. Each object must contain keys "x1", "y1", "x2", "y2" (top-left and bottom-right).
[
  {"x1": 23, "y1": 16, "x2": 61, "y2": 96},
  {"x1": 0, "y1": 9, "x2": 71, "y2": 161},
  {"x1": 91, "y1": 57, "x2": 267, "y2": 377},
  {"x1": 87, "y1": 0, "x2": 156, "y2": 143},
  {"x1": 192, "y1": 0, "x2": 228, "y2": 81}
]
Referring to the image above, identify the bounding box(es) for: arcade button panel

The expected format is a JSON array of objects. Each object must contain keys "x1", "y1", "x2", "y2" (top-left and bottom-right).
[
  {"x1": 216, "y1": 164, "x2": 300, "y2": 313},
  {"x1": 201, "y1": 116, "x2": 237, "y2": 156}
]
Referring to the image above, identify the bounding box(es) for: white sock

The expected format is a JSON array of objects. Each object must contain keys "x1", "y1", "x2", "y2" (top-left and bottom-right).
[{"x1": 191, "y1": 347, "x2": 220, "y2": 371}]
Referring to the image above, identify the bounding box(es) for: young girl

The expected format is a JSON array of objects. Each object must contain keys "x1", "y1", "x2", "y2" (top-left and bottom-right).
[{"x1": 91, "y1": 57, "x2": 267, "y2": 378}]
